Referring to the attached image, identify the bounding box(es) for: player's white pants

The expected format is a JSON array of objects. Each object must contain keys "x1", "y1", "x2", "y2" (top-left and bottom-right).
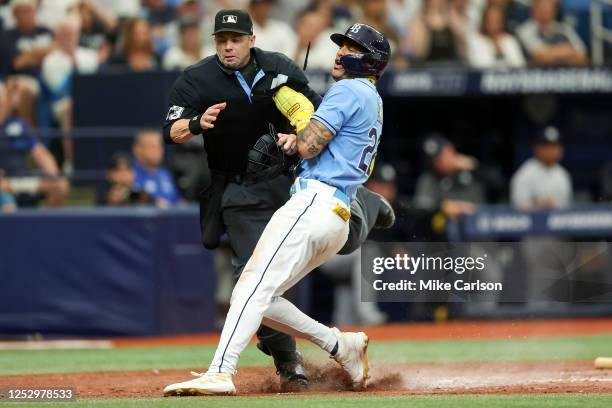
[{"x1": 208, "y1": 179, "x2": 350, "y2": 373}]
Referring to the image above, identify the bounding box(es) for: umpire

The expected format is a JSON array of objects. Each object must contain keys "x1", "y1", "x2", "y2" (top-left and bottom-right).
[{"x1": 162, "y1": 9, "x2": 320, "y2": 390}]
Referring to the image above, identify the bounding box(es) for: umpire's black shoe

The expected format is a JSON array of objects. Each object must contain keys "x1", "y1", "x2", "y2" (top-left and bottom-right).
[
  {"x1": 276, "y1": 351, "x2": 309, "y2": 392},
  {"x1": 258, "y1": 344, "x2": 309, "y2": 392},
  {"x1": 374, "y1": 193, "x2": 396, "y2": 229}
]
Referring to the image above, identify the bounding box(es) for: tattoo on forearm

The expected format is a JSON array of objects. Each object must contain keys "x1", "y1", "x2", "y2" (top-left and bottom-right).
[{"x1": 298, "y1": 119, "x2": 333, "y2": 157}]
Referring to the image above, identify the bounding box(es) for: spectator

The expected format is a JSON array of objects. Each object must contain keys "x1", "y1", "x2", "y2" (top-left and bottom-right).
[
  {"x1": 111, "y1": 18, "x2": 159, "y2": 71},
  {"x1": 131, "y1": 129, "x2": 180, "y2": 208},
  {"x1": 41, "y1": 16, "x2": 99, "y2": 171},
  {"x1": 142, "y1": 0, "x2": 175, "y2": 27},
  {"x1": 270, "y1": 0, "x2": 310, "y2": 25},
  {"x1": 450, "y1": 0, "x2": 483, "y2": 33},
  {"x1": 248, "y1": 0, "x2": 296, "y2": 57},
  {"x1": 175, "y1": 0, "x2": 202, "y2": 21},
  {"x1": 73, "y1": 0, "x2": 118, "y2": 65},
  {"x1": 37, "y1": 0, "x2": 77, "y2": 30},
  {"x1": 0, "y1": 0, "x2": 54, "y2": 126},
  {"x1": 488, "y1": 0, "x2": 531, "y2": 33},
  {"x1": 404, "y1": 0, "x2": 465, "y2": 64},
  {"x1": 387, "y1": 0, "x2": 422, "y2": 38},
  {"x1": 466, "y1": 4, "x2": 526, "y2": 68},
  {"x1": 294, "y1": 8, "x2": 337, "y2": 70},
  {"x1": 516, "y1": 0, "x2": 587, "y2": 66},
  {"x1": 358, "y1": 0, "x2": 403, "y2": 66},
  {"x1": 510, "y1": 126, "x2": 574, "y2": 305},
  {"x1": 106, "y1": 152, "x2": 140, "y2": 206},
  {"x1": 94, "y1": 0, "x2": 140, "y2": 20},
  {"x1": 141, "y1": 0, "x2": 176, "y2": 55},
  {"x1": 309, "y1": 0, "x2": 355, "y2": 32},
  {"x1": 510, "y1": 126, "x2": 572, "y2": 209},
  {"x1": 162, "y1": 18, "x2": 204, "y2": 70},
  {"x1": 0, "y1": 168, "x2": 17, "y2": 212},
  {"x1": 0, "y1": 80, "x2": 69, "y2": 207}
]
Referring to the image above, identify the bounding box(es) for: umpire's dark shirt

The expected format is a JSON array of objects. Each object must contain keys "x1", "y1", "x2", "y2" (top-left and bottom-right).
[{"x1": 163, "y1": 47, "x2": 321, "y2": 174}]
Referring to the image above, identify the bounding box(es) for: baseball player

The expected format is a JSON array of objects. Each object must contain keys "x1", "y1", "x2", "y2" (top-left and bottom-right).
[
  {"x1": 164, "y1": 23, "x2": 390, "y2": 396},
  {"x1": 163, "y1": 9, "x2": 393, "y2": 391}
]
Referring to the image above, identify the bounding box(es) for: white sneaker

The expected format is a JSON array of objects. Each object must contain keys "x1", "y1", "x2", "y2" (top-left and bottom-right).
[
  {"x1": 163, "y1": 371, "x2": 236, "y2": 396},
  {"x1": 331, "y1": 327, "x2": 369, "y2": 390}
]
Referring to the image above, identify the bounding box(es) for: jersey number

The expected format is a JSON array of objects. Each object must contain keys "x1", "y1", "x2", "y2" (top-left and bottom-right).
[{"x1": 358, "y1": 128, "x2": 378, "y2": 175}]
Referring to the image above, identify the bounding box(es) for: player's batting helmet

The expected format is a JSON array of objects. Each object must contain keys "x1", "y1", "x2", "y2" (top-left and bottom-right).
[{"x1": 330, "y1": 23, "x2": 391, "y2": 77}]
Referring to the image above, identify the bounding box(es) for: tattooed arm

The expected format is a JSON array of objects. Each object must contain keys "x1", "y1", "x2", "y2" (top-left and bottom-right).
[{"x1": 295, "y1": 119, "x2": 334, "y2": 159}]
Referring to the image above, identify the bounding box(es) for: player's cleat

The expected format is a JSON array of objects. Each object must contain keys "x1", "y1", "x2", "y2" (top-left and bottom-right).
[
  {"x1": 331, "y1": 327, "x2": 369, "y2": 390},
  {"x1": 163, "y1": 371, "x2": 236, "y2": 396},
  {"x1": 274, "y1": 351, "x2": 309, "y2": 392},
  {"x1": 258, "y1": 343, "x2": 309, "y2": 392},
  {"x1": 373, "y1": 193, "x2": 396, "y2": 229}
]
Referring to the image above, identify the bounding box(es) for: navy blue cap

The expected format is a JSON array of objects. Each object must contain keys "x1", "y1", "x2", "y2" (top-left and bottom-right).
[
  {"x1": 422, "y1": 134, "x2": 451, "y2": 158},
  {"x1": 370, "y1": 163, "x2": 396, "y2": 183},
  {"x1": 534, "y1": 126, "x2": 562, "y2": 145}
]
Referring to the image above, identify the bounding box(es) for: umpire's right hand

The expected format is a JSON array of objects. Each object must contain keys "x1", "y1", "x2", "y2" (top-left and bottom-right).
[
  {"x1": 170, "y1": 102, "x2": 227, "y2": 144},
  {"x1": 200, "y1": 102, "x2": 227, "y2": 130}
]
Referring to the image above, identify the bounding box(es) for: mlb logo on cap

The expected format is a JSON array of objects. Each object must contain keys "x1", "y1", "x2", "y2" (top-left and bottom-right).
[
  {"x1": 213, "y1": 9, "x2": 253, "y2": 35},
  {"x1": 223, "y1": 15, "x2": 237, "y2": 23}
]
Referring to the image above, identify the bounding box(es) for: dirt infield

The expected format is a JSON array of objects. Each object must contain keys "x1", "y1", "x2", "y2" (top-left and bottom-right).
[
  {"x1": 3, "y1": 320, "x2": 612, "y2": 398},
  {"x1": 1, "y1": 360, "x2": 611, "y2": 397}
]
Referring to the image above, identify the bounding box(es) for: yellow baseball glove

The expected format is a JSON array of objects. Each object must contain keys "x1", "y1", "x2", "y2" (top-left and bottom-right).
[{"x1": 272, "y1": 86, "x2": 314, "y2": 132}]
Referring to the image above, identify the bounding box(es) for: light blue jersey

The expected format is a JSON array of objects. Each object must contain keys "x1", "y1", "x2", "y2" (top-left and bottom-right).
[{"x1": 297, "y1": 78, "x2": 383, "y2": 199}]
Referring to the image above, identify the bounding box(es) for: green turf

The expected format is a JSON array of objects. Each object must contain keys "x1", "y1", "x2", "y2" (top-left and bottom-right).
[
  {"x1": 2, "y1": 394, "x2": 612, "y2": 408},
  {"x1": 1, "y1": 334, "x2": 611, "y2": 376}
]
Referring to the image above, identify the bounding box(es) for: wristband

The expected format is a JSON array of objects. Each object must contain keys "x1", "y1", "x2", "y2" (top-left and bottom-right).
[{"x1": 188, "y1": 113, "x2": 204, "y2": 135}]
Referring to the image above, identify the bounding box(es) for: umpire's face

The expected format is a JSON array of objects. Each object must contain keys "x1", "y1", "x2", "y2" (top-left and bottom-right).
[{"x1": 214, "y1": 32, "x2": 255, "y2": 70}]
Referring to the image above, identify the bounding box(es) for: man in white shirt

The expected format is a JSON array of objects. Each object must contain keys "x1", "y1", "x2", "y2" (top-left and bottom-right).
[
  {"x1": 516, "y1": 0, "x2": 587, "y2": 66},
  {"x1": 163, "y1": 18, "x2": 205, "y2": 70},
  {"x1": 510, "y1": 126, "x2": 574, "y2": 306},
  {"x1": 510, "y1": 126, "x2": 572, "y2": 210},
  {"x1": 294, "y1": 9, "x2": 337, "y2": 70},
  {"x1": 248, "y1": 0, "x2": 296, "y2": 58}
]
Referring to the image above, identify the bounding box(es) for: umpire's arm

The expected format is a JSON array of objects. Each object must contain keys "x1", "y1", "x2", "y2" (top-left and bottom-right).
[{"x1": 163, "y1": 70, "x2": 217, "y2": 144}]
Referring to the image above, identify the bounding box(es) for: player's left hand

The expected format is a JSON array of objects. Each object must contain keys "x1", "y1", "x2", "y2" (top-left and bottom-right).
[{"x1": 277, "y1": 133, "x2": 298, "y2": 155}]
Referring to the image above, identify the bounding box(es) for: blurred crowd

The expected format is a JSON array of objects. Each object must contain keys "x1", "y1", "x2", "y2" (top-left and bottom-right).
[
  {"x1": 0, "y1": 0, "x2": 593, "y2": 80},
  {"x1": 0, "y1": 0, "x2": 596, "y2": 212}
]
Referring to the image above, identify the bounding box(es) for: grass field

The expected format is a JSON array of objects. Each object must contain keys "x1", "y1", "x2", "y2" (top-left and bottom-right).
[
  {"x1": 1, "y1": 394, "x2": 611, "y2": 408},
  {"x1": 1, "y1": 334, "x2": 611, "y2": 375},
  {"x1": 1, "y1": 331, "x2": 611, "y2": 407}
]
